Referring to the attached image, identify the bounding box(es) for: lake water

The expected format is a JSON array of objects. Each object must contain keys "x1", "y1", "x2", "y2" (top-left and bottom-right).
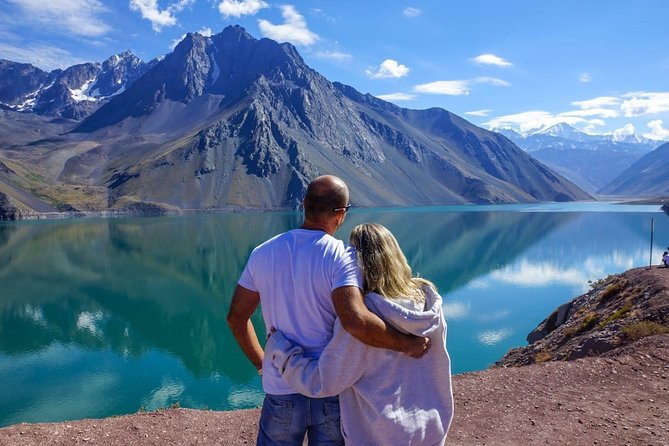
[{"x1": 0, "y1": 203, "x2": 665, "y2": 427}]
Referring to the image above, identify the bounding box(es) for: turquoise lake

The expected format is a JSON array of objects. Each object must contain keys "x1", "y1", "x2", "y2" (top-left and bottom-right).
[{"x1": 0, "y1": 202, "x2": 665, "y2": 427}]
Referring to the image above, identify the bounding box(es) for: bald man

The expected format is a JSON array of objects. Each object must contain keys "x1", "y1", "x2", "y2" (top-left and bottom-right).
[{"x1": 227, "y1": 175, "x2": 429, "y2": 445}]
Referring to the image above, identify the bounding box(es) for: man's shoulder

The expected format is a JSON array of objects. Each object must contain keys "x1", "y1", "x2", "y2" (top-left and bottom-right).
[
  {"x1": 252, "y1": 229, "x2": 351, "y2": 260},
  {"x1": 257, "y1": 231, "x2": 289, "y2": 247}
]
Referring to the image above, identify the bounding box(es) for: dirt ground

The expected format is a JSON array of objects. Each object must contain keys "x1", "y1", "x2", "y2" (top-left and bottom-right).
[{"x1": 1, "y1": 333, "x2": 667, "y2": 445}]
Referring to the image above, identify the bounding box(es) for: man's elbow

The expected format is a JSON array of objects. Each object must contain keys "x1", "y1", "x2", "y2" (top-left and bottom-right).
[
  {"x1": 339, "y1": 313, "x2": 368, "y2": 339},
  {"x1": 226, "y1": 311, "x2": 245, "y2": 332}
]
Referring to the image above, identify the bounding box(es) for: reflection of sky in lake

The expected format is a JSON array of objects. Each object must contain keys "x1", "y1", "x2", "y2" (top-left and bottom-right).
[
  {"x1": 442, "y1": 210, "x2": 665, "y2": 373},
  {"x1": 0, "y1": 203, "x2": 665, "y2": 425}
]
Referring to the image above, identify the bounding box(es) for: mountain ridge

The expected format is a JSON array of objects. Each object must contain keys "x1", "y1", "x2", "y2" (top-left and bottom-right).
[
  {"x1": 498, "y1": 123, "x2": 663, "y2": 193},
  {"x1": 599, "y1": 142, "x2": 669, "y2": 196},
  {"x1": 0, "y1": 51, "x2": 150, "y2": 119},
  {"x1": 0, "y1": 25, "x2": 590, "y2": 218}
]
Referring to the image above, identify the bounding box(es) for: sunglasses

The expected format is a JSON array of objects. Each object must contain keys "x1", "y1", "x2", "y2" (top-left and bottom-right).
[{"x1": 333, "y1": 204, "x2": 352, "y2": 213}]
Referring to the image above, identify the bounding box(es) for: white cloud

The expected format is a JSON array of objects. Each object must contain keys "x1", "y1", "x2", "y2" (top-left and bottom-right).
[
  {"x1": 612, "y1": 123, "x2": 635, "y2": 140},
  {"x1": 5, "y1": 0, "x2": 110, "y2": 37},
  {"x1": 218, "y1": 0, "x2": 268, "y2": 18},
  {"x1": 442, "y1": 301, "x2": 470, "y2": 321},
  {"x1": 0, "y1": 42, "x2": 87, "y2": 70},
  {"x1": 571, "y1": 96, "x2": 621, "y2": 109},
  {"x1": 169, "y1": 27, "x2": 213, "y2": 50},
  {"x1": 620, "y1": 92, "x2": 669, "y2": 117},
  {"x1": 643, "y1": 120, "x2": 669, "y2": 141},
  {"x1": 478, "y1": 328, "x2": 512, "y2": 346},
  {"x1": 485, "y1": 107, "x2": 613, "y2": 135},
  {"x1": 129, "y1": 0, "x2": 194, "y2": 32},
  {"x1": 375, "y1": 92, "x2": 416, "y2": 101},
  {"x1": 579, "y1": 73, "x2": 591, "y2": 82},
  {"x1": 402, "y1": 7, "x2": 422, "y2": 17},
  {"x1": 484, "y1": 110, "x2": 573, "y2": 134},
  {"x1": 491, "y1": 260, "x2": 588, "y2": 288},
  {"x1": 314, "y1": 51, "x2": 352, "y2": 61},
  {"x1": 366, "y1": 59, "x2": 410, "y2": 79},
  {"x1": 415, "y1": 80, "x2": 469, "y2": 95},
  {"x1": 471, "y1": 54, "x2": 512, "y2": 68},
  {"x1": 76, "y1": 311, "x2": 108, "y2": 337},
  {"x1": 198, "y1": 27, "x2": 213, "y2": 37},
  {"x1": 587, "y1": 119, "x2": 606, "y2": 127},
  {"x1": 142, "y1": 379, "x2": 185, "y2": 411},
  {"x1": 474, "y1": 76, "x2": 511, "y2": 87},
  {"x1": 258, "y1": 5, "x2": 319, "y2": 46},
  {"x1": 558, "y1": 108, "x2": 619, "y2": 119},
  {"x1": 464, "y1": 109, "x2": 492, "y2": 117},
  {"x1": 414, "y1": 77, "x2": 509, "y2": 96}
]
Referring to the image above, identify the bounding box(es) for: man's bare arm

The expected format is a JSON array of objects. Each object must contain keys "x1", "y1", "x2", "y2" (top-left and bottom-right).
[
  {"x1": 332, "y1": 286, "x2": 430, "y2": 358},
  {"x1": 227, "y1": 285, "x2": 264, "y2": 370}
]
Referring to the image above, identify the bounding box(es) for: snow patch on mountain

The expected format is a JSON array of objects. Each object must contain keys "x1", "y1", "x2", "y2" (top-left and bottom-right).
[
  {"x1": 209, "y1": 52, "x2": 220, "y2": 85},
  {"x1": 13, "y1": 80, "x2": 55, "y2": 111},
  {"x1": 70, "y1": 78, "x2": 98, "y2": 102},
  {"x1": 15, "y1": 90, "x2": 40, "y2": 111}
]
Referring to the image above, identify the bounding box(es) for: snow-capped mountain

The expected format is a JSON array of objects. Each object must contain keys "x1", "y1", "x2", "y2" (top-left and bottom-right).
[
  {"x1": 494, "y1": 123, "x2": 664, "y2": 194},
  {"x1": 0, "y1": 52, "x2": 152, "y2": 119},
  {"x1": 609, "y1": 131, "x2": 655, "y2": 145},
  {"x1": 533, "y1": 122, "x2": 591, "y2": 142},
  {"x1": 498, "y1": 123, "x2": 659, "y2": 149}
]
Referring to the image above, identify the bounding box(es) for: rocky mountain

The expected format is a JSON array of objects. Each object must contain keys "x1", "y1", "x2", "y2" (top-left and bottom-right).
[
  {"x1": 0, "y1": 26, "x2": 589, "y2": 217},
  {"x1": 498, "y1": 124, "x2": 662, "y2": 193},
  {"x1": 498, "y1": 267, "x2": 669, "y2": 366},
  {"x1": 0, "y1": 60, "x2": 51, "y2": 104},
  {"x1": 599, "y1": 142, "x2": 669, "y2": 196},
  {"x1": 0, "y1": 51, "x2": 149, "y2": 119}
]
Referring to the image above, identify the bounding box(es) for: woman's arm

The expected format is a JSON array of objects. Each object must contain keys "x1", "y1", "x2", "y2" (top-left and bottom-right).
[{"x1": 266, "y1": 322, "x2": 366, "y2": 397}]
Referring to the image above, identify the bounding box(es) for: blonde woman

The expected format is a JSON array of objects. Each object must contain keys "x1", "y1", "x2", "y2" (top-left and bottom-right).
[{"x1": 265, "y1": 223, "x2": 453, "y2": 445}]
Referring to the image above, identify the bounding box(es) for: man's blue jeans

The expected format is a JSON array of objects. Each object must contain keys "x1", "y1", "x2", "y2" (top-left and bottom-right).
[{"x1": 257, "y1": 393, "x2": 344, "y2": 445}]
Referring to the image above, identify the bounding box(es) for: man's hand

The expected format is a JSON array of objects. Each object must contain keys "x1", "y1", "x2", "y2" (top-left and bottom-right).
[{"x1": 402, "y1": 336, "x2": 431, "y2": 358}]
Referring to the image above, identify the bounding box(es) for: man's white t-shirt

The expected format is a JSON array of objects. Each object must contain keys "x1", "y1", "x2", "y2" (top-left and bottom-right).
[{"x1": 238, "y1": 228, "x2": 362, "y2": 395}]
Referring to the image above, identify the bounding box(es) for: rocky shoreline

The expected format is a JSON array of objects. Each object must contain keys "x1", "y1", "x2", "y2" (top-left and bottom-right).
[
  {"x1": 498, "y1": 266, "x2": 669, "y2": 367},
  {"x1": 1, "y1": 267, "x2": 668, "y2": 445}
]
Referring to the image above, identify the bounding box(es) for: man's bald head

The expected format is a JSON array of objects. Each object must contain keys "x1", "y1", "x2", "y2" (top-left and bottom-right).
[{"x1": 304, "y1": 175, "x2": 349, "y2": 221}]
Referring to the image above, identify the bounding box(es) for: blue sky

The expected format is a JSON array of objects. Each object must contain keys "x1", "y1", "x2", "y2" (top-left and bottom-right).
[{"x1": 1, "y1": 0, "x2": 668, "y2": 140}]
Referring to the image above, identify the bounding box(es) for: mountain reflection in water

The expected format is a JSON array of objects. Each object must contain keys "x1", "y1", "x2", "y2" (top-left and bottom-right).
[{"x1": 0, "y1": 205, "x2": 663, "y2": 426}]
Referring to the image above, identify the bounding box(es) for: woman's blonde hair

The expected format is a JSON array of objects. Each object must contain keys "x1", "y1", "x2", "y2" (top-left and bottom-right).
[{"x1": 349, "y1": 223, "x2": 436, "y2": 302}]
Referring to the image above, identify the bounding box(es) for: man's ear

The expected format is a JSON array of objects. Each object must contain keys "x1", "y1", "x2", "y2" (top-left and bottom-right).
[{"x1": 336, "y1": 211, "x2": 345, "y2": 228}]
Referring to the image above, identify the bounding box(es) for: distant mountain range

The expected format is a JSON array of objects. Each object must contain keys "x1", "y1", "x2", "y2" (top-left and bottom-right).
[
  {"x1": 0, "y1": 52, "x2": 153, "y2": 120},
  {"x1": 599, "y1": 142, "x2": 669, "y2": 197},
  {"x1": 497, "y1": 124, "x2": 664, "y2": 194},
  {"x1": 0, "y1": 26, "x2": 589, "y2": 217}
]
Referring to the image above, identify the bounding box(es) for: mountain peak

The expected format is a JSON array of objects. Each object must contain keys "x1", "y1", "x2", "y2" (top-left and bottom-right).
[
  {"x1": 102, "y1": 51, "x2": 142, "y2": 70},
  {"x1": 113, "y1": 50, "x2": 139, "y2": 61},
  {"x1": 535, "y1": 122, "x2": 582, "y2": 138},
  {"x1": 217, "y1": 24, "x2": 256, "y2": 42},
  {"x1": 173, "y1": 32, "x2": 209, "y2": 55}
]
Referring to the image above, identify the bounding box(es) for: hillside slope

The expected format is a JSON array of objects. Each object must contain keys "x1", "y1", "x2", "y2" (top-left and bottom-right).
[{"x1": 600, "y1": 142, "x2": 669, "y2": 197}]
